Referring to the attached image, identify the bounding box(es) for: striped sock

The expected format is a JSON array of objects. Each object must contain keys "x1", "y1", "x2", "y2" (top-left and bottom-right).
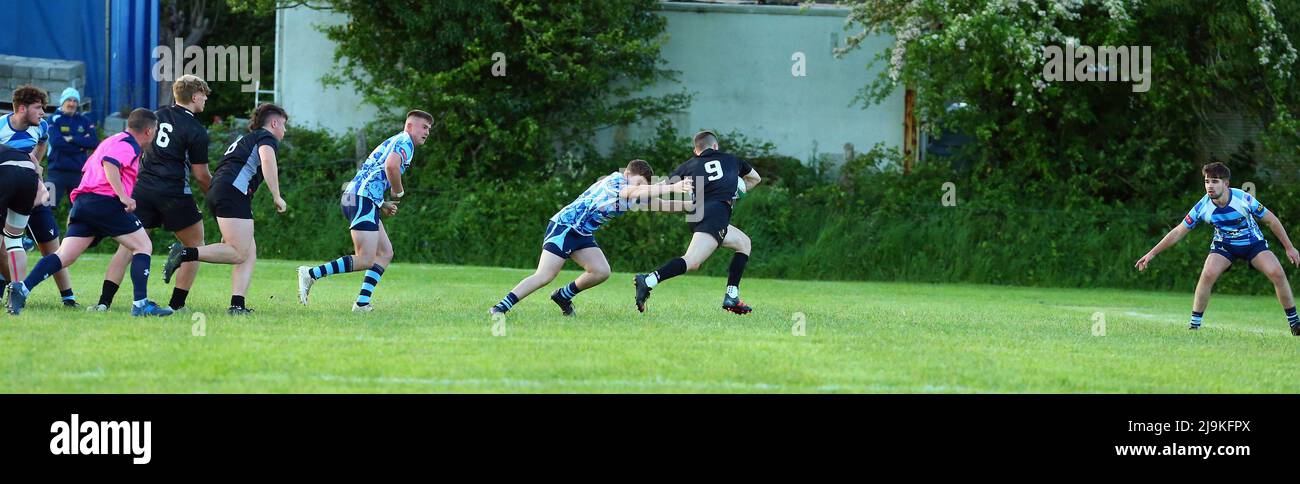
[
  {"x1": 311, "y1": 255, "x2": 353, "y2": 280},
  {"x1": 355, "y1": 264, "x2": 385, "y2": 306},
  {"x1": 557, "y1": 281, "x2": 582, "y2": 301},
  {"x1": 495, "y1": 292, "x2": 520, "y2": 312},
  {"x1": 1286, "y1": 307, "x2": 1298, "y2": 326},
  {"x1": 1190, "y1": 311, "x2": 1204, "y2": 328}
]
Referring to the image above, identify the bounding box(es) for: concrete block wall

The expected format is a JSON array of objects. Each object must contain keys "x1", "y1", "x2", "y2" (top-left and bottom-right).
[{"x1": 0, "y1": 54, "x2": 87, "y2": 107}]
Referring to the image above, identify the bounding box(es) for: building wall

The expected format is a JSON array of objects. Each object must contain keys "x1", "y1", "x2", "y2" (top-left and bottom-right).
[
  {"x1": 274, "y1": 2, "x2": 903, "y2": 162},
  {"x1": 275, "y1": 6, "x2": 380, "y2": 135},
  {"x1": 600, "y1": 2, "x2": 903, "y2": 163}
]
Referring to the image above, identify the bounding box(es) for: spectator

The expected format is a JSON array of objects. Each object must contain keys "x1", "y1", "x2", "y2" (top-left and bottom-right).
[{"x1": 46, "y1": 87, "x2": 98, "y2": 211}]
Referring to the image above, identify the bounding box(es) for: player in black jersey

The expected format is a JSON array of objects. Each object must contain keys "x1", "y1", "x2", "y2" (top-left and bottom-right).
[
  {"x1": 1, "y1": 144, "x2": 41, "y2": 312},
  {"x1": 94, "y1": 75, "x2": 212, "y2": 313},
  {"x1": 633, "y1": 131, "x2": 761, "y2": 315},
  {"x1": 162, "y1": 103, "x2": 289, "y2": 316}
]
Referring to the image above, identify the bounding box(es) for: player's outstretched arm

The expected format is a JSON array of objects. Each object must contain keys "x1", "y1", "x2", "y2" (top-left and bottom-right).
[
  {"x1": 384, "y1": 152, "x2": 405, "y2": 199},
  {"x1": 1260, "y1": 212, "x2": 1300, "y2": 266},
  {"x1": 743, "y1": 168, "x2": 761, "y2": 191},
  {"x1": 1135, "y1": 223, "x2": 1190, "y2": 272},
  {"x1": 619, "y1": 178, "x2": 692, "y2": 202},
  {"x1": 259, "y1": 145, "x2": 287, "y2": 213}
]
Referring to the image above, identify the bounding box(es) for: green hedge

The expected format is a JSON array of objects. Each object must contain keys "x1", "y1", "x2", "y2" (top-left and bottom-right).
[{"x1": 84, "y1": 121, "x2": 1294, "y2": 297}]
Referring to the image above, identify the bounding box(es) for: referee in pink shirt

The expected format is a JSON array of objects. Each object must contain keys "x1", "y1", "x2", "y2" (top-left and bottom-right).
[{"x1": 6, "y1": 109, "x2": 172, "y2": 317}]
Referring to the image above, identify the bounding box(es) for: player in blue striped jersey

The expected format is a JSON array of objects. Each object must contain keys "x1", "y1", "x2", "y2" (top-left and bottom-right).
[
  {"x1": 296, "y1": 110, "x2": 432, "y2": 313},
  {"x1": 489, "y1": 159, "x2": 693, "y2": 316},
  {"x1": 1136, "y1": 162, "x2": 1300, "y2": 335}
]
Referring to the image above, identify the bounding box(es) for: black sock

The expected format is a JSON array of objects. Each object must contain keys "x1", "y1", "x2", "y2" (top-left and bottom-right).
[
  {"x1": 99, "y1": 280, "x2": 119, "y2": 307},
  {"x1": 495, "y1": 292, "x2": 520, "y2": 312},
  {"x1": 231, "y1": 295, "x2": 245, "y2": 309},
  {"x1": 181, "y1": 247, "x2": 199, "y2": 262},
  {"x1": 727, "y1": 253, "x2": 749, "y2": 287},
  {"x1": 60, "y1": 288, "x2": 75, "y2": 300},
  {"x1": 650, "y1": 258, "x2": 688, "y2": 286},
  {"x1": 170, "y1": 288, "x2": 189, "y2": 310}
]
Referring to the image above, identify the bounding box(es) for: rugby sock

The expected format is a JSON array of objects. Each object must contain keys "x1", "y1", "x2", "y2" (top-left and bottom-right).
[
  {"x1": 98, "y1": 280, "x2": 120, "y2": 308},
  {"x1": 1190, "y1": 311, "x2": 1204, "y2": 329},
  {"x1": 646, "y1": 258, "x2": 687, "y2": 288},
  {"x1": 557, "y1": 281, "x2": 582, "y2": 301},
  {"x1": 1286, "y1": 307, "x2": 1299, "y2": 326},
  {"x1": 356, "y1": 264, "x2": 385, "y2": 307},
  {"x1": 310, "y1": 255, "x2": 353, "y2": 280},
  {"x1": 231, "y1": 295, "x2": 246, "y2": 309},
  {"x1": 727, "y1": 253, "x2": 748, "y2": 287},
  {"x1": 180, "y1": 247, "x2": 199, "y2": 262},
  {"x1": 22, "y1": 254, "x2": 63, "y2": 293},
  {"x1": 495, "y1": 292, "x2": 520, "y2": 312},
  {"x1": 169, "y1": 288, "x2": 189, "y2": 310},
  {"x1": 129, "y1": 254, "x2": 150, "y2": 302},
  {"x1": 60, "y1": 288, "x2": 75, "y2": 302}
]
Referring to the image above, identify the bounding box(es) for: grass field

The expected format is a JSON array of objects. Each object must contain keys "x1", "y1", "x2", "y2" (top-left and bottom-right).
[{"x1": 2, "y1": 253, "x2": 1298, "y2": 393}]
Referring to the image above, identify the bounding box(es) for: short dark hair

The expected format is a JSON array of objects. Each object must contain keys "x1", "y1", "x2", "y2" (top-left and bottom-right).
[
  {"x1": 126, "y1": 108, "x2": 158, "y2": 132},
  {"x1": 406, "y1": 109, "x2": 433, "y2": 124},
  {"x1": 12, "y1": 85, "x2": 47, "y2": 108},
  {"x1": 1202, "y1": 162, "x2": 1230, "y2": 180},
  {"x1": 625, "y1": 159, "x2": 653, "y2": 181},
  {"x1": 249, "y1": 103, "x2": 288, "y2": 131}
]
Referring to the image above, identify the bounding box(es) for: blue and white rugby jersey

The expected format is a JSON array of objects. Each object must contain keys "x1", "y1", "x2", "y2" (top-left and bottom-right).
[
  {"x1": 549, "y1": 171, "x2": 637, "y2": 236},
  {"x1": 0, "y1": 113, "x2": 49, "y2": 154},
  {"x1": 1184, "y1": 188, "x2": 1268, "y2": 246},
  {"x1": 345, "y1": 131, "x2": 415, "y2": 204}
]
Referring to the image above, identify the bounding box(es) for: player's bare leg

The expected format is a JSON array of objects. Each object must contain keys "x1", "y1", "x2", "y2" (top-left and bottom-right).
[
  {"x1": 36, "y1": 238, "x2": 76, "y2": 307},
  {"x1": 493, "y1": 250, "x2": 565, "y2": 315},
  {"x1": 1249, "y1": 250, "x2": 1300, "y2": 334},
  {"x1": 351, "y1": 222, "x2": 393, "y2": 313},
  {"x1": 1190, "y1": 253, "x2": 1231, "y2": 329},
  {"x1": 165, "y1": 217, "x2": 256, "y2": 314},
  {"x1": 719, "y1": 225, "x2": 753, "y2": 314},
  {"x1": 3, "y1": 220, "x2": 28, "y2": 311},
  {"x1": 552, "y1": 247, "x2": 611, "y2": 316},
  {"x1": 635, "y1": 232, "x2": 720, "y2": 313},
  {"x1": 168, "y1": 221, "x2": 205, "y2": 311},
  {"x1": 97, "y1": 245, "x2": 131, "y2": 310}
]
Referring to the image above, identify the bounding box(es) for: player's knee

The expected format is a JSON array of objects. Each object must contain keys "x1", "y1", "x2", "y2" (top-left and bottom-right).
[
  {"x1": 533, "y1": 269, "x2": 558, "y2": 284},
  {"x1": 1267, "y1": 267, "x2": 1287, "y2": 282},
  {"x1": 590, "y1": 266, "x2": 611, "y2": 282}
]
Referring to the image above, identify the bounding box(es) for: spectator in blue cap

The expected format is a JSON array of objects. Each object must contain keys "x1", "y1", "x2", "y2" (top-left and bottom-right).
[{"x1": 47, "y1": 87, "x2": 99, "y2": 212}]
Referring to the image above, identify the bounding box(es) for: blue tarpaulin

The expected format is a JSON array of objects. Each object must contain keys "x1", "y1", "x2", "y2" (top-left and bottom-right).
[{"x1": 0, "y1": 0, "x2": 158, "y2": 122}]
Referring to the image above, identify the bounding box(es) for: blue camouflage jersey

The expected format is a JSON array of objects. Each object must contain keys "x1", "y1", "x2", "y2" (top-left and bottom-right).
[
  {"x1": 345, "y1": 131, "x2": 415, "y2": 203},
  {"x1": 1184, "y1": 188, "x2": 1268, "y2": 247},
  {"x1": 549, "y1": 171, "x2": 637, "y2": 236}
]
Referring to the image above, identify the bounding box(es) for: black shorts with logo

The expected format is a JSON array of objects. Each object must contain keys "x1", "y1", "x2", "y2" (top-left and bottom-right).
[
  {"x1": 134, "y1": 188, "x2": 203, "y2": 231},
  {"x1": 689, "y1": 201, "x2": 733, "y2": 244}
]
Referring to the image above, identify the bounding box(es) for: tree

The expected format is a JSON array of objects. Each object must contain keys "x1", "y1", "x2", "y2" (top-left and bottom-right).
[
  {"x1": 838, "y1": 0, "x2": 1300, "y2": 207},
  {"x1": 311, "y1": 0, "x2": 689, "y2": 178}
]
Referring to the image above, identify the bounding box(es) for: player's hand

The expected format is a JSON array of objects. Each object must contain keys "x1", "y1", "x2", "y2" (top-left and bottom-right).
[
  {"x1": 274, "y1": 196, "x2": 288, "y2": 213},
  {"x1": 119, "y1": 195, "x2": 136, "y2": 213},
  {"x1": 381, "y1": 201, "x2": 400, "y2": 217},
  {"x1": 1287, "y1": 247, "x2": 1300, "y2": 267},
  {"x1": 671, "y1": 178, "x2": 694, "y2": 194},
  {"x1": 1134, "y1": 253, "x2": 1154, "y2": 272}
]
